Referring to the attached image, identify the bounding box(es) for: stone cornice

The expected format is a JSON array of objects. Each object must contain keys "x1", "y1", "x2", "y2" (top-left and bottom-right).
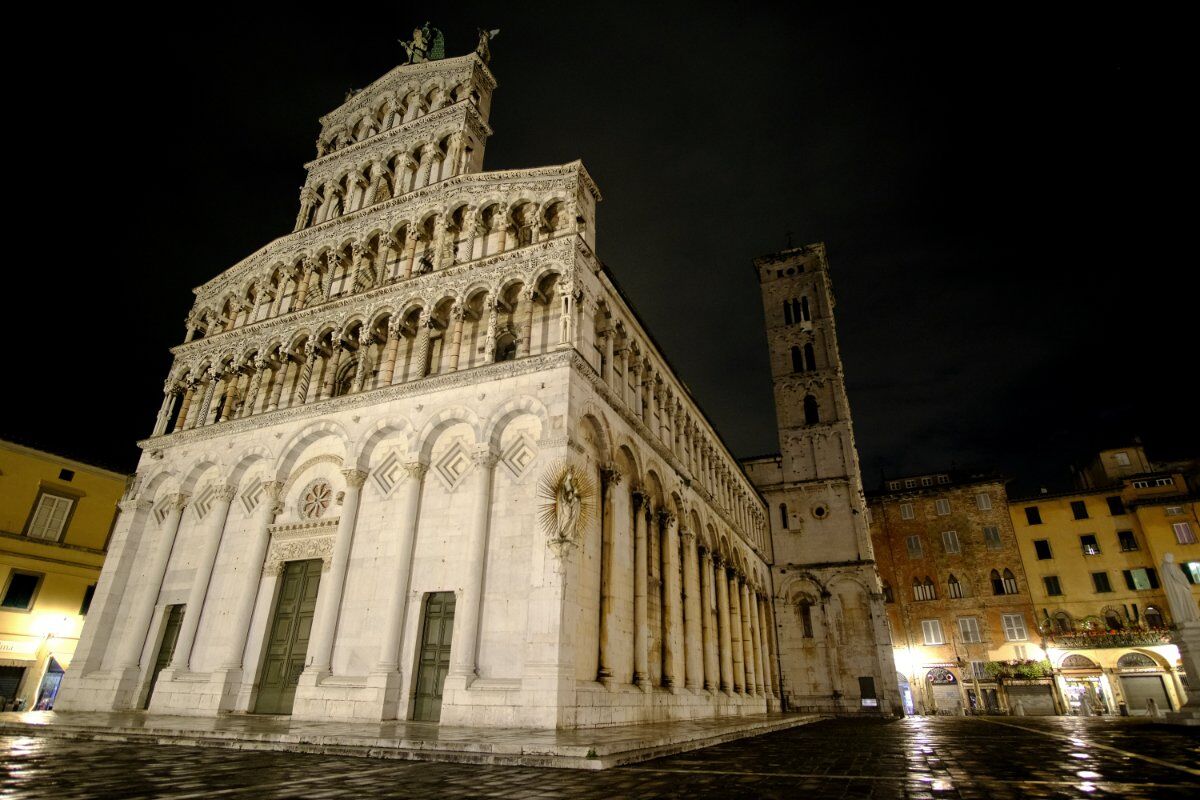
[
  {"x1": 140, "y1": 348, "x2": 575, "y2": 451},
  {"x1": 174, "y1": 236, "x2": 577, "y2": 361},
  {"x1": 193, "y1": 162, "x2": 598, "y2": 301},
  {"x1": 305, "y1": 101, "x2": 493, "y2": 175}
]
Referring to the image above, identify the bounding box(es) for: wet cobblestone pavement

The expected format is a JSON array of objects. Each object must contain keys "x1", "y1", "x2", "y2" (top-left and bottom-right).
[{"x1": 2, "y1": 716, "x2": 1197, "y2": 799}]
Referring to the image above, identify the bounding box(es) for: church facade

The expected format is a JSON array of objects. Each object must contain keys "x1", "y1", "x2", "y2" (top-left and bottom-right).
[{"x1": 57, "y1": 48, "x2": 783, "y2": 728}]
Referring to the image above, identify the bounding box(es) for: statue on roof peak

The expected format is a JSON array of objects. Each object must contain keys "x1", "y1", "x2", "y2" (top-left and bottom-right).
[{"x1": 400, "y1": 22, "x2": 444, "y2": 64}]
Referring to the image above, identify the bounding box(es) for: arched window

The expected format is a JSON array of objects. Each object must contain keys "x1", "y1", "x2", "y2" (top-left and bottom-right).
[
  {"x1": 1117, "y1": 652, "x2": 1156, "y2": 669},
  {"x1": 1002, "y1": 569, "x2": 1018, "y2": 594},
  {"x1": 791, "y1": 346, "x2": 803, "y2": 373},
  {"x1": 495, "y1": 333, "x2": 517, "y2": 363},
  {"x1": 912, "y1": 577, "x2": 922, "y2": 600},
  {"x1": 783, "y1": 300, "x2": 793, "y2": 325},
  {"x1": 779, "y1": 503, "x2": 789, "y2": 530},
  {"x1": 990, "y1": 569, "x2": 1004, "y2": 596},
  {"x1": 947, "y1": 574, "x2": 963, "y2": 599},
  {"x1": 803, "y1": 395, "x2": 820, "y2": 425},
  {"x1": 332, "y1": 360, "x2": 356, "y2": 398},
  {"x1": 1062, "y1": 654, "x2": 1097, "y2": 669},
  {"x1": 1104, "y1": 609, "x2": 1124, "y2": 630},
  {"x1": 1053, "y1": 611, "x2": 1073, "y2": 634},
  {"x1": 799, "y1": 601, "x2": 814, "y2": 638},
  {"x1": 800, "y1": 296, "x2": 811, "y2": 322},
  {"x1": 804, "y1": 342, "x2": 816, "y2": 372},
  {"x1": 914, "y1": 577, "x2": 936, "y2": 601},
  {"x1": 1145, "y1": 606, "x2": 1165, "y2": 629}
]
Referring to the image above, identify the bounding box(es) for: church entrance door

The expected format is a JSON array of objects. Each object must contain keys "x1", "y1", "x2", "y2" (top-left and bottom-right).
[
  {"x1": 254, "y1": 559, "x2": 322, "y2": 715},
  {"x1": 144, "y1": 604, "x2": 184, "y2": 708},
  {"x1": 412, "y1": 591, "x2": 455, "y2": 722}
]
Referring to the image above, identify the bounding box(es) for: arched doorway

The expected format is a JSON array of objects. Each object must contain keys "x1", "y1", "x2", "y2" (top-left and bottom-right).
[
  {"x1": 1059, "y1": 654, "x2": 1108, "y2": 715},
  {"x1": 897, "y1": 671, "x2": 914, "y2": 715},
  {"x1": 1117, "y1": 651, "x2": 1172, "y2": 715},
  {"x1": 926, "y1": 667, "x2": 962, "y2": 715}
]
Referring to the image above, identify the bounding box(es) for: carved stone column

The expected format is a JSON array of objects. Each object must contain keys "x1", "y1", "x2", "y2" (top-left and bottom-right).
[
  {"x1": 448, "y1": 447, "x2": 498, "y2": 681},
  {"x1": 739, "y1": 578, "x2": 756, "y2": 695},
  {"x1": 597, "y1": 464, "x2": 621, "y2": 686},
  {"x1": 114, "y1": 493, "x2": 188, "y2": 669},
  {"x1": 152, "y1": 386, "x2": 177, "y2": 436},
  {"x1": 484, "y1": 297, "x2": 499, "y2": 363},
  {"x1": 681, "y1": 529, "x2": 703, "y2": 691},
  {"x1": 319, "y1": 336, "x2": 344, "y2": 400},
  {"x1": 659, "y1": 510, "x2": 680, "y2": 689},
  {"x1": 699, "y1": 546, "x2": 718, "y2": 691},
  {"x1": 446, "y1": 304, "x2": 466, "y2": 372},
  {"x1": 173, "y1": 384, "x2": 195, "y2": 433},
  {"x1": 375, "y1": 462, "x2": 427, "y2": 670},
  {"x1": 727, "y1": 568, "x2": 745, "y2": 693},
  {"x1": 221, "y1": 481, "x2": 283, "y2": 670},
  {"x1": 632, "y1": 490, "x2": 650, "y2": 690},
  {"x1": 415, "y1": 146, "x2": 435, "y2": 189},
  {"x1": 306, "y1": 469, "x2": 368, "y2": 674},
  {"x1": 714, "y1": 556, "x2": 733, "y2": 692},
  {"x1": 193, "y1": 369, "x2": 218, "y2": 428},
  {"x1": 519, "y1": 287, "x2": 537, "y2": 357},
  {"x1": 413, "y1": 312, "x2": 433, "y2": 379},
  {"x1": 267, "y1": 353, "x2": 291, "y2": 411},
  {"x1": 378, "y1": 317, "x2": 402, "y2": 386},
  {"x1": 756, "y1": 592, "x2": 773, "y2": 696},
  {"x1": 404, "y1": 226, "x2": 421, "y2": 279},
  {"x1": 240, "y1": 355, "x2": 266, "y2": 418},
  {"x1": 170, "y1": 484, "x2": 236, "y2": 670},
  {"x1": 363, "y1": 160, "x2": 386, "y2": 206},
  {"x1": 351, "y1": 330, "x2": 373, "y2": 393}
]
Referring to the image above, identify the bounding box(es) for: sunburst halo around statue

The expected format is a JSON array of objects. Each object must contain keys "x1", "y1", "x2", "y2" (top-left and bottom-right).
[{"x1": 537, "y1": 460, "x2": 595, "y2": 546}]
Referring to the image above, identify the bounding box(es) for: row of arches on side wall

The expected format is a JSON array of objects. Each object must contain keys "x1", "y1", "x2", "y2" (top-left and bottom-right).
[
  {"x1": 575, "y1": 412, "x2": 779, "y2": 697},
  {"x1": 781, "y1": 296, "x2": 811, "y2": 326},
  {"x1": 156, "y1": 271, "x2": 570, "y2": 436},
  {"x1": 316, "y1": 81, "x2": 479, "y2": 157},
  {"x1": 186, "y1": 196, "x2": 571, "y2": 343},
  {"x1": 589, "y1": 308, "x2": 767, "y2": 551}
]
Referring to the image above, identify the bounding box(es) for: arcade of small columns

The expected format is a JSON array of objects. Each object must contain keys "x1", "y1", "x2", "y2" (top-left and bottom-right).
[
  {"x1": 316, "y1": 80, "x2": 477, "y2": 159},
  {"x1": 594, "y1": 468, "x2": 778, "y2": 699},
  {"x1": 187, "y1": 195, "x2": 570, "y2": 342},
  {"x1": 153, "y1": 273, "x2": 572, "y2": 437}
]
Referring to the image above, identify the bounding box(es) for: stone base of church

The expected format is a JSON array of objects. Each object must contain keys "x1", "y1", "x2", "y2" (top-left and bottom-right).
[{"x1": 53, "y1": 668, "x2": 146, "y2": 713}]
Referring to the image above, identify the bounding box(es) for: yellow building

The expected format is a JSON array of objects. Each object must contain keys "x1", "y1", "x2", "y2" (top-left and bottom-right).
[
  {"x1": 0, "y1": 439, "x2": 125, "y2": 710},
  {"x1": 1010, "y1": 445, "x2": 1200, "y2": 716}
]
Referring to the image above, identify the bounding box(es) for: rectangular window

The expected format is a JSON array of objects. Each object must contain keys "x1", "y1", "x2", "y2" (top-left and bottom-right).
[
  {"x1": 958, "y1": 617, "x2": 982, "y2": 643},
  {"x1": 970, "y1": 660, "x2": 988, "y2": 680},
  {"x1": 906, "y1": 535, "x2": 923, "y2": 558},
  {"x1": 941, "y1": 530, "x2": 961, "y2": 554},
  {"x1": 1034, "y1": 539, "x2": 1052, "y2": 560},
  {"x1": 1132, "y1": 480, "x2": 1149, "y2": 488},
  {"x1": 905, "y1": 479, "x2": 916, "y2": 488},
  {"x1": 921, "y1": 477, "x2": 933, "y2": 486},
  {"x1": 1080, "y1": 534, "x2": 1101, "y2": 555},
  {"x1": 1025, "y1": 506, "x2": 1042, "y2": 525},
  {"x1": 1043, "y1": 575, "x2": 1063, "y2": 596},
  {"x1": 1117, "y1": 530, "x2": 1138, "y2": 551},
  {"x1": 80, "y1": 584, "x2": 96, "y2": 616},
  {"x1": 1123, "y1": 567, "x2": 1160, "y2": 591},
  {"x1": 1166, "y1": 505, "x2": 1184, "y2": 517},
  {"x1": 983, "y1": 526, "x2": 1002, "y2": 549},
  {"x1": 899, "y1": 503, "x2": 914, "y2": 520},
  {"x1": 1114, "y1": 451, "x2": 1131, "y2": 466},
  {"x1": 888, "y1": 481, "x2": 901, "y2": 490},
  {"x1": 1, "y1": 571, "x2": 42, "y2": 611},
  {"x1": 1092, "y1": 571, "x2": 1112, "y2": 593},
  {"x1": 975, "y1": 492, "x2": 993, "y2": 511},
  {"x1": 937, "y1": 475, "x2": 951, "y2": 484},
  {"x1": 1013, "y1": 644, "x2": 1028, "y2": 660},
  {"x1": 1070, "y1": 500, "x2": 1089, "y2": 520},
  {"x1": 25, "y1": 492, "x2": 75, "y2": 542},
  {"x1": 1106, "y1": 496, "x2": 1126, "y2": 516},
  {"x1": 1001, "y1": 613, "x2": 1028, "y2": 641},
  {"x1": 1155, "y1": 477, "x2": 1173, "y2": 487},
  {"x1": 1174, "y1": 522, "x2": 1197, "y2": 545},
  {"x1": 921, "y1": 619, "x2": 945, "y2": 645},
  {"x1": 935, "y1": 499, "x2": 951, "y2": 516}
]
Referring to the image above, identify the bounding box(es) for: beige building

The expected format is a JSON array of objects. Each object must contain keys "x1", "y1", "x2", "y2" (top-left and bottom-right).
[
  {"x1": 0, "y1": 439, "x2": 125, "y2": 710},
  {"x1": 59, "y1": 41, "x2": 782, "y2": 729},
  {"x1": 1011, "y1": 446, "x2": 1200, "y2": 716}
]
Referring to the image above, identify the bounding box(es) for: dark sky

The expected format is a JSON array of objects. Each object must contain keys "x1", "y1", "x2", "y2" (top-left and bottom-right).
[{"x1": 4, "y1": 6, "x2": 1194, "y2": 492}]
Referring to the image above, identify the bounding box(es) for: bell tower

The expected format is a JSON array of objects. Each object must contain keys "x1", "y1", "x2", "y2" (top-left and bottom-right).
[{"x1": 744, "y1": 243, "x2": 899, "y2": 715}]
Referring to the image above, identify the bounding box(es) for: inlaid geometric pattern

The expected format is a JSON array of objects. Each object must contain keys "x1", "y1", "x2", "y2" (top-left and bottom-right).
[
  {"x1": 434, "y1": 440, "x2": 473, "y2": 491},
  {"x1": 372, "y1": 452, "x2": 405, "y2": 497},
  {"x1": 501, "y1": 434, "x2": 538, "y2": 479},
  {"x1": 241, "y1": 481, "x2": 264, "y2": 515},
  {"x1": 153, "y1": 496, "x2": 173, "y2": 525},
  {"x1": 192, "y1": 485, "x2": 217, "y2": 520}
]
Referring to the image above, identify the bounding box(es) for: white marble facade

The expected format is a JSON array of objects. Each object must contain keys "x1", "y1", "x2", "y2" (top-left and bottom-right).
[{"x1": 58, "y1": 49, "x2": 779, "y2": 728}]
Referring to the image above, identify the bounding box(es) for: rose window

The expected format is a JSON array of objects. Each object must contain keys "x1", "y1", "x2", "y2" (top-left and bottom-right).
[{"x1": 301, "y1": 481, "x2": 332, "y2": 519}]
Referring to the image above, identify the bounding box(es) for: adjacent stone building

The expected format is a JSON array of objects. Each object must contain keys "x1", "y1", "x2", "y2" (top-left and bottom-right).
[
  {"x1": 58, "y1": 45, "x2": 782, "y2": 728},
  {"x1": 868, "y1": 472, "x2": 1050, "y2": 715},
  {"x1": 743, "y1": 245, "x2": 899, "y2": 716}
]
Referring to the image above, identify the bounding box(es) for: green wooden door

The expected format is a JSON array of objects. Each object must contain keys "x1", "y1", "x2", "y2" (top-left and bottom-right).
[
  {"x1": 254, "y1": 559, "x2": 322, "y2": 715},
  {"x1": 144, "y1": 604, "x2": 184, "y2": 709},
  {"x1": 412, "y1": 591, "x2": 455, "y2": 721}
]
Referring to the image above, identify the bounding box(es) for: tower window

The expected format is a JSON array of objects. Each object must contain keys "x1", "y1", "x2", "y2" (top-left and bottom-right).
[
  {"x1": 803, "y1": 395, "x2": 820, "y2": 425},
  {"x1": 791, "y1": 346, "x2": 803, "y2": 373},
  {"x1": 800, "y1": 296, "x2": 811, "y2": 322},
  {"x1": 799, "y1": 602, "x2": 814, "y2": 638},
  {"x1": 779, "y1": 503, "x2": 789, "y2": 530},
  {"x1": 804, "y1": 343, "x2": 816, "y2": 371},
  {"x1": 783, "y1": 300, "x2": 793, "y2": 325}
]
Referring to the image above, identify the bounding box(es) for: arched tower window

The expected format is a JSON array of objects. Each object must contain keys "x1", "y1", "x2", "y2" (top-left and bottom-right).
[
  {"x1": 990, "y1": 569, "x2": 1004, "y2": 595},
  {"x1": 947, "y1": 574, "x2": 963, "y2": 599},
  {"x1": 803, "y1": 395, "x2": 820, "y2": 425},
  {"x1": 780, "y1": 503, "x2": 789, "y2": 530},
  {"x1": 799, "y1": 601, "x2": 814, "y2": 638},
  {"x1": 791, "y1": 346, "x2": 803, "y2": 373},
  {"x1": 804, "y1": 342, "x2": 817, "y2": 371},
  {"x1": 495, "y1": 333, "x2": 517, "y2": 362},
  {"x1": 1002, "y1": 569, "x2": 1018, "y2": 594},
  {"x1": 783, "y1": 300, "x2": 793, "y2": 325},
  {"x1": 800, "y1": 296, "x2": 811, "y2": 322}
]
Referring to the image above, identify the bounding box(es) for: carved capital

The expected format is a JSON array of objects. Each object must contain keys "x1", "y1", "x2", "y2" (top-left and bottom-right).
[
  {"x1": 657, "y1": 509, "x2": 677, "y2": 528},
  {"x1": 168, "y1": 493, "x2": 190, "y2": 511},
  {"x1": 680, "y1": 527, "x2": 695, "y2": 542},
  {"x1": 341, "y1": 469, "x2": 369, "y2": 489},
  {"x1": 261, "y1": 480, "x2": 286, "y2": 503},
  {"x1": 212, "y1": 484, "x2": 238, "y2": 503},
  {"x1": 599, "y1": 462, "x2": 623, "y2": 489},
  {"x1": 403, "y1": 461, "x2": 429, "y2": 480},
  {"x1": 472, "y1": 446, "x2": 500, "y2": 468}
]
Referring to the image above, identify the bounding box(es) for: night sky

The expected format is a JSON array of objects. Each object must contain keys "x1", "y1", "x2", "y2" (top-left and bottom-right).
[{"x1": 5, "y1": 6, "x2": 1194, "y2": 492}]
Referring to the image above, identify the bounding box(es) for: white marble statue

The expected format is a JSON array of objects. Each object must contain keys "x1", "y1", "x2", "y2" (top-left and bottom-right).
[{"x1": 1162, "y1": 553, "x2": 1199, "y2": 624}]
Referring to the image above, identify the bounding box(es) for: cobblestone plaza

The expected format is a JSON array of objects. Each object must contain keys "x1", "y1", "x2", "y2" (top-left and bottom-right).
[{"x1": 3, "y1": 717, "x2": 1197, "y2": 798}]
